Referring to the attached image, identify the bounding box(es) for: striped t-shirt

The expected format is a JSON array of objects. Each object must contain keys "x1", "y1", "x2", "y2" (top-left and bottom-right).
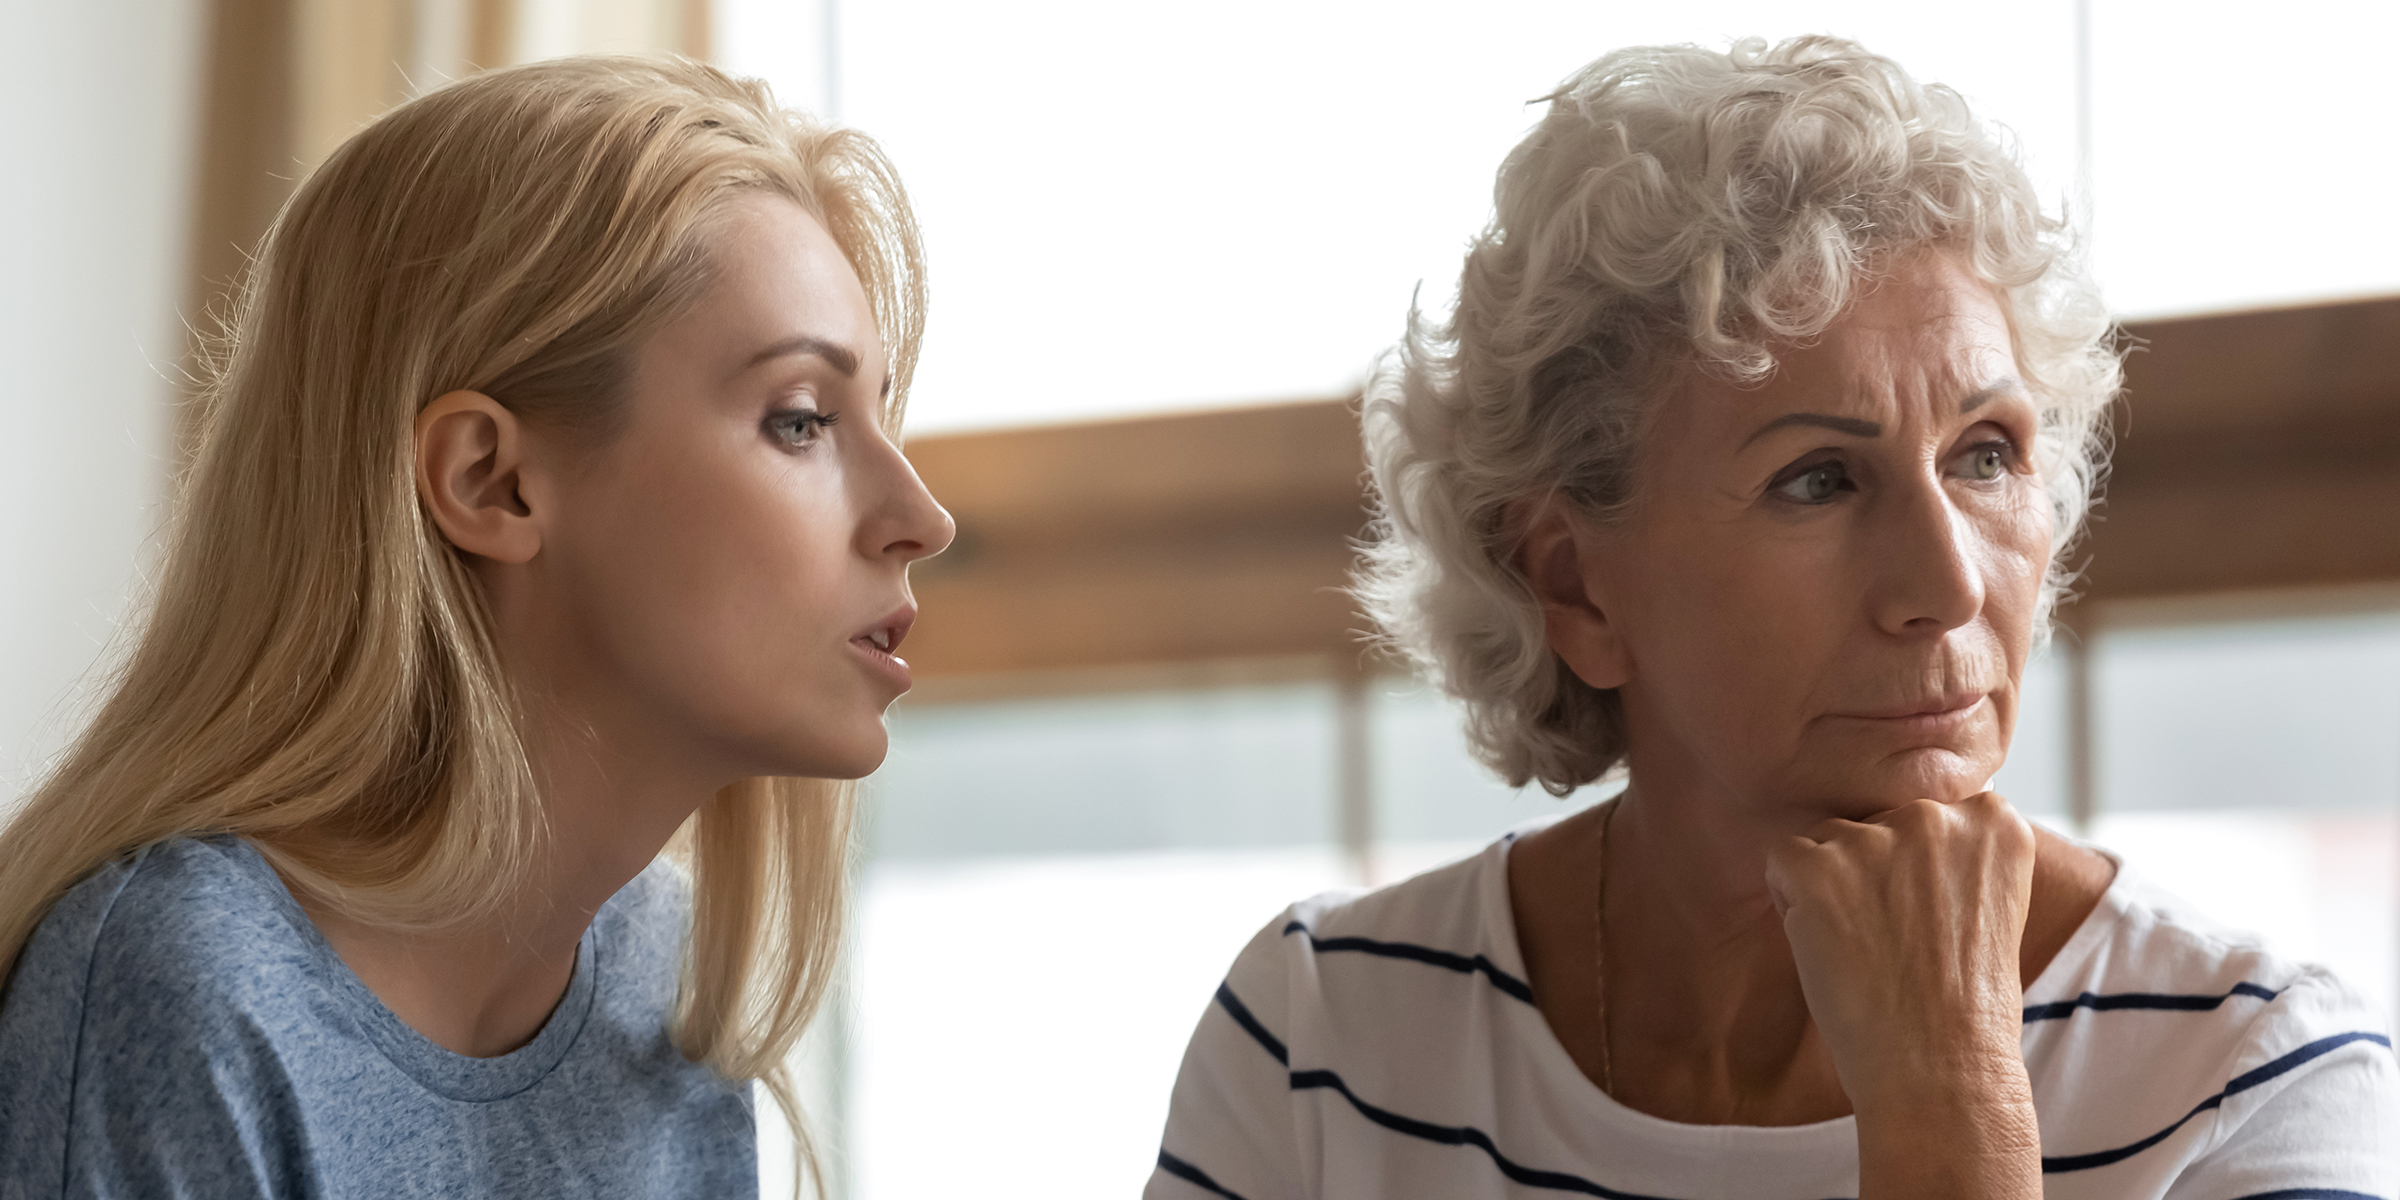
[{"x1": 1148, "y1": 825, "x2": 2398, "y2": 1200}]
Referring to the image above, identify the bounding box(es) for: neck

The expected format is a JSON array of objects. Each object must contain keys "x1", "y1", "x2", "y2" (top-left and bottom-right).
[
  {"x1": 1604, "y1": 776, "x2": 1791, "y2": 939},
  {"x1": 1604, "y1": 780, "x2": 1838, "y2": 1121},
  {"x1": 288, "y1": 674, "x2": 723, "y2": 1059},
  {"x1": 1508, "y1": 750, "x2": 2112, "y2": 1126}
]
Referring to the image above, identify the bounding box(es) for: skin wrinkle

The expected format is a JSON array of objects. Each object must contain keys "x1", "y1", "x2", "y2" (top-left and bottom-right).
[
  {"x1": 1737, "y1": 376, "x2": 2023, "y2": 448},
  {"x1": 1355, "y1": 40, "x2": 2122, "y2": 1176},
  {"x1": 1507, "y1": 249, "x2": 2111, "y2": 1196}
]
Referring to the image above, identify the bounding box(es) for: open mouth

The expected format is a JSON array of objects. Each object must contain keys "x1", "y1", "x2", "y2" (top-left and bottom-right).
[{"x1": 853, "y1": 607, "x2": 915, "y2": 662}]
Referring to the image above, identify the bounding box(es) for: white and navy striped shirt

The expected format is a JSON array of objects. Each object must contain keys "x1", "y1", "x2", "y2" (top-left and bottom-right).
[{"x1": 1149, "y1": 825, "x2": 2398, "y2": 1200}]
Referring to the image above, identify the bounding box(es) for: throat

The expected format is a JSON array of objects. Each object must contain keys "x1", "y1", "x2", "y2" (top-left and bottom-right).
[
  {"x1": 1599, "y1": 921, "x2": 1853, "y2": 1126},
  {"x1": 1507, "y1": 800, "x2": 1850, "y2": 1127}
]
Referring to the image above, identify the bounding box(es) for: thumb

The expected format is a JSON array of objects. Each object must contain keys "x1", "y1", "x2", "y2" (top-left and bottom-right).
[{"x1": 1762, "y1": 838, "x2": 1809, "y2": 918}]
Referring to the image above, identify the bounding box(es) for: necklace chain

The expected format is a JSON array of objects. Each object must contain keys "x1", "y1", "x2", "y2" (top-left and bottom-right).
[{"x1": 1591, "y1": 794, "x2": 1620, "y2": 1098}]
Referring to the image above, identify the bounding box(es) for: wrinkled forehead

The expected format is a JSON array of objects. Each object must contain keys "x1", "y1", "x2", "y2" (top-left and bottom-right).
[
  {"x1": 1800, "y1": 252, "x2": 2013, "y2": 383},
  {"x1": 1681, "y1": 256, "x2": 2021, "y2": 435}
]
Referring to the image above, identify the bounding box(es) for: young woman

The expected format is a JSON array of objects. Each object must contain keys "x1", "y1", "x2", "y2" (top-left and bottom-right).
[{"x1": 0, "y1": 56, "x2": 950, "y2": 1197}]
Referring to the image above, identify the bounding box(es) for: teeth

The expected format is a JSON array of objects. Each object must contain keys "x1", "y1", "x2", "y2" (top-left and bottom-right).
[{"x1": 868, "y1": 629, "x2": 891, "y2": 650}]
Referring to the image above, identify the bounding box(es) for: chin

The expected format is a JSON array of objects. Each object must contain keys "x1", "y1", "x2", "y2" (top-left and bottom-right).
[
  {"x1": 1805, "y1": 747, "x2": 1998, "y2": 818},
  {"x1": 741, "y1": 723, "x2": 890, "y2": 782},
  {"x1": 804, "y1": 738, "x2": 890, "y2": 781}
]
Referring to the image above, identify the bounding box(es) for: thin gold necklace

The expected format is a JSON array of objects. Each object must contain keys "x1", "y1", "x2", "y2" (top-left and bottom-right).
[{"x1": 1592, "y1": 794, "x2": 1621, "y2": 1098}]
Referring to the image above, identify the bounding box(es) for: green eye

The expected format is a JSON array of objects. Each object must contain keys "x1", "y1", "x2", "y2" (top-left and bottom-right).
[
  {"x1": 1963, "y1": 444, "x2": 2008, "y2": 481},
  {"x1": 1774, "y1": 461, "x2": 1850, "y2": 504}
]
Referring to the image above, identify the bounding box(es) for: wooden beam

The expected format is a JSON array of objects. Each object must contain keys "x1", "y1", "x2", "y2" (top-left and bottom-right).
[
  {"x1": 902, "y1": 295, "x2": 2400, "y2": 683},
  {"x1": 902, "y1": 402, "x2": 1368, "y2": 677},
  {"x1": 2078, "y1": 295, "x2": 2400, "y2": 601},
  {"x1": 2115, "y1": 296, "x2": 2400, "y2": 440}
]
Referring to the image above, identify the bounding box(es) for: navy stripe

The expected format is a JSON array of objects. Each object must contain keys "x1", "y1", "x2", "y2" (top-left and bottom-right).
[
  {"x1": 2224, "y1": 1031, "x2": 2389, "y2": 1096},
  {"x1": 1290, "y1": 1066, "x2": 1851, "y2": 1200},
  {"x1": 2043, "y1": 1031, "x2": 2392, "y2": 1173},
  {"x1": 1215, "y1": 978, "x2": 1854, "y2": 1200},
  {"x1": 2224, "y1": 1191, "x2": 2386, "y2": 1200},
  {"x1": 2024, "y1": 982, "x2": 2279, "y2": 1022},
  {"x1": 1156, "y1": 1149, "x2": 1250, "y2": 1200},
  {"x1": 1283, "y1": 921, "x2": 1537, "y2": 1005},
  {"x1": 1213, "y1": 983, "x2": 1289, "y2": 1066}
]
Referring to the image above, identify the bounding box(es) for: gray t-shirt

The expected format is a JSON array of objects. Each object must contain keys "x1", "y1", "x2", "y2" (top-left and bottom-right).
[{"x1": 0, "y1": 837, "x2": 755, "y2": 1199}]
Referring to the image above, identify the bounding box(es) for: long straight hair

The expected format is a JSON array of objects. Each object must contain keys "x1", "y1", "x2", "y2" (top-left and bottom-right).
[{"x1": 0, "y1": 55, "x2": 923, "y2": 1183}]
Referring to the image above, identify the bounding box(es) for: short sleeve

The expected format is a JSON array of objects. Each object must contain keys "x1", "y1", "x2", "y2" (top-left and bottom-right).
[
  {"x1": 0, "y1": 860, "x2": 129, "y2": 1200},
  {"x1": 1146, "y1": 909, "x2": 1311, "y2": 1200},
  {"x1": 0, "y1": 846, "x2": 315, "y2": 1200},
  {"x1": 2164, "y1": 971, "x2": 2400, "y2": 1200}
]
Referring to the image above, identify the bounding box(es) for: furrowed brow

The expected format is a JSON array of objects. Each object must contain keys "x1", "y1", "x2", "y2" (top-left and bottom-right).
[
  {"x1": 1741, "y1": 412, "x2": 1883, "y2": 448},
  {"x1": 1959, "y1": 376, "x2": 2025, "y2": 414}
]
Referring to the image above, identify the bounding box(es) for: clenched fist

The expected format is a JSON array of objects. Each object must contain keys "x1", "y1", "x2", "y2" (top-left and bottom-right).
[{"x1": 1765, "y1": 792, "x2": 2044, "y2": 1199}]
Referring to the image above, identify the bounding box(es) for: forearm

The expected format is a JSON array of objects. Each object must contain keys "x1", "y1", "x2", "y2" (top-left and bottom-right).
[{"x1": 1852, "y1": 1045, "x2": 2042, "y2": 1200}]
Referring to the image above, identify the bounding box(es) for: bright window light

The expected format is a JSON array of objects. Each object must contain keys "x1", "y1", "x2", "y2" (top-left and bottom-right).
[{"x1": 823, "y1": 0, "x2": 2077, "y2": 432}]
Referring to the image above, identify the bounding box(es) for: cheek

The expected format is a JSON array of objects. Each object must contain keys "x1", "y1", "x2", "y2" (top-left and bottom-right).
[
  {"x1": 674, "y1": 473, "x2": 847, "y2": 674},
  {"x1": 575, "y1": 448, "x2": 855, "y2": 723},
  {"x1": 1618, "y1": 526, "x2": 1843, "y2": 732},
  {"x1": 1977, "y1": 486, "x2": 2055, "y2": 626}
]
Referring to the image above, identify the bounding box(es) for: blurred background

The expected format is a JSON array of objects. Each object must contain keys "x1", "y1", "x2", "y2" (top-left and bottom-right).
[{"x1": 5, "y1": 0, "x2": 2399, "y2": 1194}]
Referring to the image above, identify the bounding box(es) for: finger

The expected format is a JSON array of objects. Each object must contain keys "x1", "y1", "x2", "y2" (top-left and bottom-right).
[
  {"x1": 1798, "y1": 816, "x2": 1869, "y2": 845},
  {"x1": 1856, "y1": 796, "x2": 1959, "y2": 836},
  {"x1": 1962, "y1": 789, "x2": 2022, "y2": 823},
  {"x1": 1761, "y1": 835, "x2": 1820, "y2": 917}
]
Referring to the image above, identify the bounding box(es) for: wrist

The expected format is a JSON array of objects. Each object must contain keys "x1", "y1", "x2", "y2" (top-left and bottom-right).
[
  {"x1": 1838, "y1": 1000, "x2": 2025, "y2": 1103},
  {"x1": 1848, "y1": 1032, "x2": 2029, "y2": 1115},
  {"x1": 1852, "y1": 1052, "x2": 2041, "y2": 1200}
]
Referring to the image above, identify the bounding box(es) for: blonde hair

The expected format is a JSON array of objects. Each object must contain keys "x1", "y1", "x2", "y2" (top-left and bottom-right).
[
  {"x1": 0, "y1": 55, "x2": 923, "y2": 1183},
  {"x1": 1356, "y1": 36, "x2": 2118, "y2": 796}
]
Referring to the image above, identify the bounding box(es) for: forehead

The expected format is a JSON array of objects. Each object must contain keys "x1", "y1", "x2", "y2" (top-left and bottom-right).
[
  {"x1": 1745, "y1": 251, "x2": 2016, "y2": 414},
  {"x1": 694, "y1": 193, "x2": 881, "y2": 362}
]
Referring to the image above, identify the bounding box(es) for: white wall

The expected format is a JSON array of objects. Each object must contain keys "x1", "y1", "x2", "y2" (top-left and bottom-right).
[
  {"x1": 828, "y1": 0, "x2": 2081, "y2": 434},
  {"x1": 719, "y1": 0, "x2": 2400, "y2": 435},
  {"x1": 2088, "y1": 0, "x2": 2400, "y2": 317},
  {"x1": 0, "y1": 0, "x2": 203, "y2": 805}
]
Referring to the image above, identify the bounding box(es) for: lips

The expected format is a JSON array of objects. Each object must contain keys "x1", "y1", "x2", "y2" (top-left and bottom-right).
[
  {"x1": 1842, "y1": 692, "x2": 1985, "y2": 721},
  {"x1": 853, "y1": 605, "x2": 915, "y2": 660}
]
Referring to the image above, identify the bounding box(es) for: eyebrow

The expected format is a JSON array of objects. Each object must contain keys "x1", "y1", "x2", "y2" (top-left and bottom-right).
[
  {"x1": 743, "y1": 333, "x2": 891, "y2": 399},
  {"x1": 1742, "y1": 412, "x2": 1882, "y2": 447},
  {"x1": 1741, "y1": 376, "x2": 2027, "y2": 448},
  {"x1": 1959, "y1": 375, "x2": 2025, "y2": 413},
  {"x1": 744, "y1": 334, "x2": 859, "y2": 377}
]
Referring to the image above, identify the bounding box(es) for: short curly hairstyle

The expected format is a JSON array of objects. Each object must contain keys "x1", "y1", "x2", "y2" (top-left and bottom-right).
[{"x1": 1354, "y1": 36, "x2": 2118, "y2": 797}]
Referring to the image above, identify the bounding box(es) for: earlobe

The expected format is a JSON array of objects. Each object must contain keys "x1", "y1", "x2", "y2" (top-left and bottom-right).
[
  {"x1": 1516, "y1": 496, "x2": 1634, "y2": 691},
  {"x1": 413, "y1": 391, "x2": 543, "y2": 565}
]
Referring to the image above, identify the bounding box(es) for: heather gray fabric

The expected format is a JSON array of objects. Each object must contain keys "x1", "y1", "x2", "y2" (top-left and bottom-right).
[{"x1": 0, "y1": 837, "x2": 754, "y2": 1200}]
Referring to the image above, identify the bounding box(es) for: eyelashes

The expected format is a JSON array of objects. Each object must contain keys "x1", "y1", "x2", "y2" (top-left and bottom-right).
[
  {"x1": 1771, "y1": 458, "x2": 1854, "y2": 505},
  {"x1": 1765, "y1": 435, "x2": 2027, "y2": 508},
  {"x1": 764, "y1": 408, "x2": 840, "y2": 450}
]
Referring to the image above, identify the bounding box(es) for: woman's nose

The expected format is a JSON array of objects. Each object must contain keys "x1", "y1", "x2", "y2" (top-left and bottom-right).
[
  {"x1": 870, "y1": 446, "x2": 955, "y2": 566},
  {"x1": 1870, "y1": 480, "x2": 1985, "y2": 637}
]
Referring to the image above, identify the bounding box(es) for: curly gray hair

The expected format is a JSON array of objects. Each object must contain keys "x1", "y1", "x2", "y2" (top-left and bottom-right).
[{"x1": 1354, "y1": 36, "x2": 2118, "y2": 797}]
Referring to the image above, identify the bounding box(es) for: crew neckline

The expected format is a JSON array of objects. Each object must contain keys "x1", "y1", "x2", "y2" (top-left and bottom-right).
[
  {"x1": 1479, "y1": 816, "x2": 2134, "y2": 1152},
  {"x1": 217, "y1": 836, "x2": 600, "y2": 1103}
]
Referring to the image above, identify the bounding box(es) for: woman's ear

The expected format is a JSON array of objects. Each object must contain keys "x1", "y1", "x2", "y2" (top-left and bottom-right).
[
  {"x1": 414, "y1": 391, "x2": 543, "y2": 564},
  {"x1": 1516, "y1": 496, "x2": 1634, "y2": 691}
]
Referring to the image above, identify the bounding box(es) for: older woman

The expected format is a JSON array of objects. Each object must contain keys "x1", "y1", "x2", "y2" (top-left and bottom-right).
[{"x1": 1148, "y1": 37, "x2": 2395, "y2": 1200}]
